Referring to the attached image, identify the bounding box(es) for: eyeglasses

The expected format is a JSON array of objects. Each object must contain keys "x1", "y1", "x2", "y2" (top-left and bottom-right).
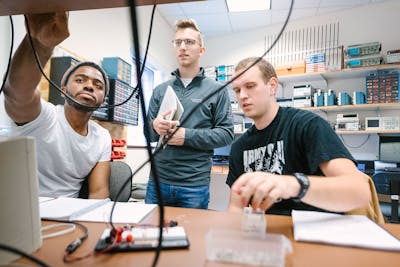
[{"x1": 172, "y1": 39, "x2": 198, "y2": 47}]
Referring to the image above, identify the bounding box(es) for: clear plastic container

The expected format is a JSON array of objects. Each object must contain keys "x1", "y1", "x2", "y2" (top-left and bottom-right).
[{"x1": 205, "y1": 229, "x2": 292, "y2": 267}]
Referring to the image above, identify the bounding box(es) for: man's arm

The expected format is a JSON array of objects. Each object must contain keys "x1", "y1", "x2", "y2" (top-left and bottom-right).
[
  {"x1": 228, "y1": 158, "x2": 371, "y2": 213},
  {"x1": 87, "y1": 161, "x2": 110, "y2": 199},
  {"x1": 174, "y1": 88, "x2": 234, "y2": 149},
  {"x1": 4, "y1": 13, "x2": 69, "y2": 124},
  {"x1": 302, "y1": 158, "x2": 371, "y2": 211}
]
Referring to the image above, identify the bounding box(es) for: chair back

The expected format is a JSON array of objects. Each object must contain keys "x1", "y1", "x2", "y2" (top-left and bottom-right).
[
  {"x1": 79, "y1": 161, "x2": 132, "y2": 202},
  {"x1": 346, "y1": 176, "x2": 385, "y2": 224},
  {"x1": 109, "y1": 161, "x2": 133, "y2": 202},
  {"x1": 373, "y1": 170, "x2": 400, "y2": 223}
]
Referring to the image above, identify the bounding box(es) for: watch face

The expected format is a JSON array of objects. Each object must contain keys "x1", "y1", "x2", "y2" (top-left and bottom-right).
[
  {"x1": 294, "y1": 173, "x2": 309, "y2": 200},
  {"x1": 300, "y1": 174, "x2": 310, "y2": 187}
]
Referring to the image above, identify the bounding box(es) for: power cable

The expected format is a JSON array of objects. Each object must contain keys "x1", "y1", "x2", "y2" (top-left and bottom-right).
[
  {"x1": 339, "y1": 133, "x2": 371, "y2": 149},
  {"x1": 23, "y1": 15, "x2": 144, "y2": 112},
  {"x1": 153, "y1": 0, "x2": 294, "y2": 157},
  {"x1": 122, "y1": 1, "x2": 294, "y2": 266},
  {"x1": 0, "y1": 243, "x2": 50, "y2": 267},
  {"x1": 127, "y1": 2, "x2": 164, "y2": 267},
  {"x1": 0, "y1": 16, "x2": 14, "y2": 96}
]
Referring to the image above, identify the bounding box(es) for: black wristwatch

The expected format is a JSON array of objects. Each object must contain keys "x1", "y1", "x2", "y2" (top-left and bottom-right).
[{"x1": 293, "y1": 172, "x2": 310, "y2": 201}]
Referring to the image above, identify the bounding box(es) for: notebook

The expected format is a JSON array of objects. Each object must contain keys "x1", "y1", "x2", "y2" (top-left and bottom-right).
[
  {"x1": 292, "y1": 210, "x2": 400, "y2": 251},
  {"x1": 39, "y1": 197, "x2": 157, "y2": 224},
  {"x1": 156, "y1": 85, "x2": 184, "y2": 148}
]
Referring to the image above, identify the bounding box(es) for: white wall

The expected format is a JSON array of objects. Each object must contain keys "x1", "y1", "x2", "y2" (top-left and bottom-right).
[
  {"x1": 0, "y1": 15, "x2": 25, "y2": 130},
  {"x1": 63, "y1": 6, "x2": 176, "y2": 73}
]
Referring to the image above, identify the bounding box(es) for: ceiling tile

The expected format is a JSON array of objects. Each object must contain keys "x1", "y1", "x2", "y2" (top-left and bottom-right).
[
  {"x1": 271, "y1": 0, "x2": 320, "y2": 10},
  {"x1": 156, "y1": 0, "x2": 393, "y2": 38},
  {"x1": 179, "y1": 0, "x2": 227, "y2": 15},
  {"x1": 229, "y1": 11, "x2": 272, "y2": 32},
  {"x1": 157, "y1": 3, "x2": 185, "y2": 16},
  {"x1": 190, "y1": 13, "x2": 231, "y2": 32}
]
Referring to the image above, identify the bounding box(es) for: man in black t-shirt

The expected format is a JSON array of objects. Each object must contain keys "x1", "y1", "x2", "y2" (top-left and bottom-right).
[{"x1": 227, "y1": 57, "x2": 371, "y2": 215}]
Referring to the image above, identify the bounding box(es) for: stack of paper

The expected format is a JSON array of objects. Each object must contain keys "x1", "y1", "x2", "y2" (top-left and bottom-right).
[
  {"x1": 39, "y1": 197, "x2": 157, "y2": 224},
  {"x1": 292, "y1": 210, "x2": 400, "y2": 251}
]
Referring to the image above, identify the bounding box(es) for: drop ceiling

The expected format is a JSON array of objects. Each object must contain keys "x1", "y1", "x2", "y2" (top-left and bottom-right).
[{"x1": 157, "y1": 0, "x2": 391, "y2": 37}]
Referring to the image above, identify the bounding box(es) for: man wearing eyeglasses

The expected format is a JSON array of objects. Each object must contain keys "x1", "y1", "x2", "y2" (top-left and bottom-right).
[{"x1": 145, "y1": 19, "x2": 234, "y2": 209}]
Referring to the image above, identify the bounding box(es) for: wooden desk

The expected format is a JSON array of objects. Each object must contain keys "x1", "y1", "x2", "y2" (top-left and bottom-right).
[{"x1": 17, "y1": 207, "x2": 400, "y2": 267}]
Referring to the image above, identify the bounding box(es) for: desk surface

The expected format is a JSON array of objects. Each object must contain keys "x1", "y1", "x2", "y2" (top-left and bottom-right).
[{"x1": 17, "y1": 207, "x2": 400, "y2": 267}]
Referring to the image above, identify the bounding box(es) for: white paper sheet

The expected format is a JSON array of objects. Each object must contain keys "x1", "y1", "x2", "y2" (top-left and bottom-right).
[
  {"x1": 40, "y1": 197, "x2": 157, "y2": 224},
  {"x1": 75, "y1": 201, "x2": 157, "y2": 224},
  {"x1": 292, "y1": 210, "x2": 400, "y2": 251}
]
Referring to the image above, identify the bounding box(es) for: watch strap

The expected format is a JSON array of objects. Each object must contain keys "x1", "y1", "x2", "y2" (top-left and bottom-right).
[{"x1": 293, "y1": 172, "x2": 310, "y2": 201}]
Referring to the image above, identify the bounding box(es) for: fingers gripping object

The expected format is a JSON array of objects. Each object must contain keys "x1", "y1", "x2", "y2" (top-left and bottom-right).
[{"x1": 241, "y1": 207, "x2": 266, "y2": 238}]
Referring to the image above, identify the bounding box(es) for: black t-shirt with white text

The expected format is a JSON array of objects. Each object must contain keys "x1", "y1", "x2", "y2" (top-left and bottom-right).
[{"x1": 226, "y1": 107, "x2": 355, "y2": 215}]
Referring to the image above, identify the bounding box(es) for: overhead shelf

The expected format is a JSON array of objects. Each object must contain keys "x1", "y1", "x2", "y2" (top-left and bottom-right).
[
  {"x1": 336, "y1": 130, "x2": 400, "y2": 135},
  {"x1": 0, "y1": 0, "x2": 199, "y2": 16},
  {"x1": 278, "y1": 63, "x2": 400, "y2": 85},
  {"x1": 302, "y1": 103, "x2": 400, "y2": 113}
]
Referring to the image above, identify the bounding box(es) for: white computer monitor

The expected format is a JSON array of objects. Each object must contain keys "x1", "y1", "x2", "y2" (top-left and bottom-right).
[{"x1": 0, "y1": 136, "x2": 42, "y2": 264}]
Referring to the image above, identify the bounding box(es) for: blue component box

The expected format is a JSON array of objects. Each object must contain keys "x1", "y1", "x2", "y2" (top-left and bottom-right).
[
  {"x1": 338, "y1": 92, "x2": 351, "y2": 106},
  {"x1": 102, "y1": 57, "x2": 132, "y2": 85}
]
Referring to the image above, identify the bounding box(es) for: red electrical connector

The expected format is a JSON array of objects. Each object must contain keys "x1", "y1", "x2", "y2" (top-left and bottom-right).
[
  {"x1": 111, "y1": 151, "x2": 126, "y2": 160},
  {"x1": 112, "y1": 139, "x2": 126, "y2": 147}
]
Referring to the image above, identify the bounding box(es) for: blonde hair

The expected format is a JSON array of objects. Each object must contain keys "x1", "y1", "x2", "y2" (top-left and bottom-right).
[
  {"x1": 235, "y1": 57, "x2": 277, "y2": 84},
  {"x1": 175, "y1": 19, "x2": 204, "y2": 47}
]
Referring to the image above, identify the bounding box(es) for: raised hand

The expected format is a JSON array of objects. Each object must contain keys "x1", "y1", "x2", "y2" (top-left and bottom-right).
[{"x1": 25, "y1": 12, "x2": 70, "y2": 49}]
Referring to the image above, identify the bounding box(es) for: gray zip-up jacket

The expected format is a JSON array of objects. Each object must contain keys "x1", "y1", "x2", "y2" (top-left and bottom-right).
[{"x1": 147, "y1": 68, "x2": 234, "y2": 186}]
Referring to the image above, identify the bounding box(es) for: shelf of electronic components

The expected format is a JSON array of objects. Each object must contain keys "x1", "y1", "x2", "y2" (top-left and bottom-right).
[
  {"x1": 234, "y1": 104, "x2": 400, "y2": 136},
  {"x1": 234, "y1": 103, "x2": 400, "y2": 114},
  {"x1": 336, "y1": 130, "x2": 400, "y2": 135},
  {"x1": 233, "y1": 128, "x2": 400, "y2": 136},
  {"x1": 303, "y1": 102, "x2": 400, "y2": 113},
  {"x1": 277, "y1": 63, "x2": 400, "y2": 84},
  {"x1": 305, "y1": 103, "x2": 400, "y2": 135}
]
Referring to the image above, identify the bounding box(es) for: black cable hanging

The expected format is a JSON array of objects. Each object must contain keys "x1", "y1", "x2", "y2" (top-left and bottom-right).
[
  {"x1": 0, "y1": 243, "x2": 50, "y2": 267},
  {"x1": 117, "y1": 1, "x2": 294, "y2": 266},
  {"x1": 153, "y1": 0, "x2": 294, "y2": 157},
  {"x1": 127, "y1": 2, "x2": 164, "y2": 267},
  {"x1": 0, "y1": 16, "x2": 14, "y2": 96},
  {"x1": 24, "y1": 17, "x2": 140, "y2": 112},
  {"x1": 109, "y1": 4, "x2": 157, "y2": 229}
]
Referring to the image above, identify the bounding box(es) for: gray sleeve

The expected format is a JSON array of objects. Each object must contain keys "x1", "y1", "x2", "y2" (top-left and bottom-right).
[
  {"x1": 146, "y1": 86, "x2": 162, "y2": 143},
  {"x1": 184, "y1": 88, "x2": 234, "y2": 150}
]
